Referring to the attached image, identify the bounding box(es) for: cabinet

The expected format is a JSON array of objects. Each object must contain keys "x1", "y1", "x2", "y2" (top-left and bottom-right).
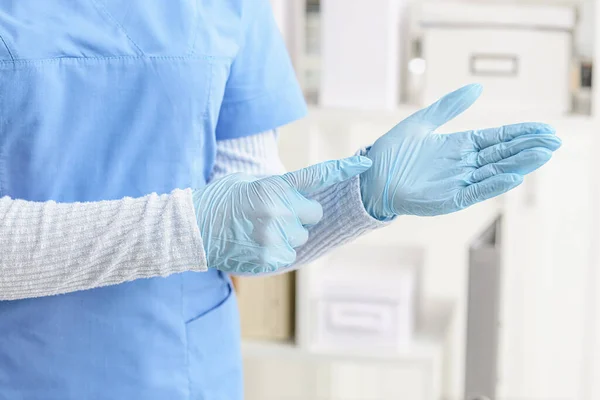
[
  {"x1": 243, "y1": 106, "x2": 595, "y2": 400},
  {"x1": 498, "y1": 122, "x2": 593, "y2": 400},
  {"x1": 237, "y1": 273, "x2": 295, "y2": 341},
  {"x1": 465, "y1": 220, "x2": 502, "y2": 400},
  {"x1": 243, "y1": 340, "x2": 441, "y2": 400},
  {"x1": 303, "y1": 244, "x2": 417, "y2": 354}
]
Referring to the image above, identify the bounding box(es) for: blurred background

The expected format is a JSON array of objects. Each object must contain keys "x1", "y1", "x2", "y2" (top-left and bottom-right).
[{"x1": 236, "y1": 1, "x2": 599, "y2": 399}]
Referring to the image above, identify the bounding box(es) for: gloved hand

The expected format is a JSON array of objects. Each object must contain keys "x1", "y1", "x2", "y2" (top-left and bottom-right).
[
  {"x1": 360, "y1": 84, "x2": 562, "y2": 220},
  {"x1": 193, "y1": 156, "x2": 372, "y2": 274}
]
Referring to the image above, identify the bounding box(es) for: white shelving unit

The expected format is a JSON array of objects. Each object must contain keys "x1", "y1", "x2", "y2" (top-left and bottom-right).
[
  {"x1": 269, "y1": 0, "x2": 320, "y2": 102},
  {"x1": 584, "y1": 2, "x2": 600, "y2": 400},
  {"x1": 243, "y1": 338, "x2": 442, "y2": 400},
  {"x1": 243, "y1": 337, "x2": 441, "y2": 364},
  {"x1": 244, "y1": 105, "x2": 596, "y2": 400},
  {"x1": 498, "y1": 120, "x2": 594, "y2": 400},
  {"x1": 247, "y1": 1, "x2": 600, "y2": 400}
]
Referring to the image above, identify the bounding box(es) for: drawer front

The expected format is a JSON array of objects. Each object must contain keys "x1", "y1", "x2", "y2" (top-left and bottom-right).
[
  {"x1": 244, "y1": 358, "x2": 433, "y2": 400},
  {"x1": 314, "y1": 297, "x2": 413, "y2": 350},
  {"x1": 327, "y1": 300, "x2": 395, "y2": 334},
  {"x1": 330, "y1": 361, "x2": 429, "y2": 400},
  {"x1": 422, "y1": 28, "x2": 571, "y2": 113}
]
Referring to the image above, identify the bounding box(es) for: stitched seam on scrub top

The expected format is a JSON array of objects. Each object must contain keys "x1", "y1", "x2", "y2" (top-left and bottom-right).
[
  {"x1": 0, "y1": 34, "x2": 14, "y2": 61},
  {"x1": 0, "y1": 54, "x2": 231, "y2": 63},
  {"x1": 0, "y1": 139, "x2": 8, "y2": 196},
  {"x1": 219, "y1": 76, "x2": 300, "y2": 108},
  {"x1": 0, "y1": 55, "x2": 233, "y2": 69},
  {"x1": 220, "y1": 89, "x2": 272, "y2": 107},
  {"x1": 89, "y1": 0, "x2": 145, "y2": 56},
  {"x1": 201, "y1": 60, "x2": 214, "y2": 119},
  {"x1": 186, "y1": 0, "x2": 200, "y2": 56}
]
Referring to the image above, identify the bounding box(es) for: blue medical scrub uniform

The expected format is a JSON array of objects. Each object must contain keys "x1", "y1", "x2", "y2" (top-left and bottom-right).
[{"x1": 0, "y1": 1, "x2": 306, "y2": 399}]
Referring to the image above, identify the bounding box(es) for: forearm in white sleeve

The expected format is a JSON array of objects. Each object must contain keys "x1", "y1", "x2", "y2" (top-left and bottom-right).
[
  {"x1": 0, "y1": 131, "x2": 284, "y2": 300},
  {"x1": 0, "y1": 190, "x2": 206, "y2": 300},
  {"x1": 212, "y1": 131, "x2": 389, "y2": 274},
  {"x1": 0, "y1": 130, "x2": 383, "y2": 300}
]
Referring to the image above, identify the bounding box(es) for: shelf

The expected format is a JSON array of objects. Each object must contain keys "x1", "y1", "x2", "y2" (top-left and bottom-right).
[
  {"x1": 306, "y1": 104, "x2": 595, "y2": 128},
  {"x1": 242, "y1": 337, "x2": 442, "y2": 365}
]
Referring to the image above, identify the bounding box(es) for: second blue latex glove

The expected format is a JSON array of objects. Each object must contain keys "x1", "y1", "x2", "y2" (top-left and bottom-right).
[{"x1": 360, "y1": 84, "x2": 562, "y2": 220}]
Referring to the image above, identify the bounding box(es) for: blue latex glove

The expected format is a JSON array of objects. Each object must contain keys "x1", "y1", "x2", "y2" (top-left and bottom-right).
[
  {"x1": 193, "y1": 156, "x2": 372, "y2": 274},
  {"x1": 360, "y1": 84, "x2": 562, "y2": 219}
]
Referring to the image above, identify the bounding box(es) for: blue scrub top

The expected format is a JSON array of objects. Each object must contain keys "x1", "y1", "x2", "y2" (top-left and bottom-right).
[{"x1": 0, "y1": 1, "x2": 306, "y2": 399}]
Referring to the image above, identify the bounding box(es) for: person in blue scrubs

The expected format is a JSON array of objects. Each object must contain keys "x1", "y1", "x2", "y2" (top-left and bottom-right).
[
  {"x1": 0, "y1": 1, "x2": 305, "y2": 399},
  {"x1": 0, "y1": 1, "x2": 561, "y2": 399}
]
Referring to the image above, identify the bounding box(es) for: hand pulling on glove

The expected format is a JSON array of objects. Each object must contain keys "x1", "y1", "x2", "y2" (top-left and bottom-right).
[
  {"x1": 194, "y1": 84, "x2": 562, "y2": 274},
  {"x1": 193, "y1": 156, "x2": 372, "y2": 274}
]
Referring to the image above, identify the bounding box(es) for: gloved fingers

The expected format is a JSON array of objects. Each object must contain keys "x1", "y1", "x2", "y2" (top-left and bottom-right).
[
  {"x1": 286, "y1": 222, "x2": 310, "y2": 248},
  {"x1": 251, "y1": 217, "x2": 285, "y2": 247},
  {"x1": 472, "y1": 134, "x2": 561, "y2": 167},
  {"x1": 292, "y1": 197, "x2": 324, "y2": 226},
  {"x1": 281, "y1": 155, "x2": 372, "y2": 195},
  {"x1": 469, "y1": 122, "x2": 555, "y2": 150},
  {"x1": 250, "y1": 219, "x2": 298, "y2": 267},
  {"x1": 456, "y1": 173, "x2": 523, "y2": 209},
  {"x1": 403, "y1": 84, "x2": 482, "y2": 130},
  {"x1": 264, "y1": 242, "x2": 297, "y2": 270},
  {"x1": 253, "y1": 213, "x2": 309, "y2": 248},
  {"x1": 471, "y1": 148, "x2": 553, "y2": 182},
  {"x1": 213, "y1": 236, "x2": 296, "y2": 274},
  {"x1": 242, "y1": 246, "x2": 297, "y2": 274}
]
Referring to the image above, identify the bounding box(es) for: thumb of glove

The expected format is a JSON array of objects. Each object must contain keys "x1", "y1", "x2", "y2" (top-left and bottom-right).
[
  {"x1": 281, "y1": 156, "x2": 372, "y2": 195},
  {"x1": 386, "y1": 84, "x2": 483, "y2": 138}
]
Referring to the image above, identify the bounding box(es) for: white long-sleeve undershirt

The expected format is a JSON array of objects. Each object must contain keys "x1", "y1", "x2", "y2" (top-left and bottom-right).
[{"x1": 0, "y1": 131, "x2": 386, "y2": 300}]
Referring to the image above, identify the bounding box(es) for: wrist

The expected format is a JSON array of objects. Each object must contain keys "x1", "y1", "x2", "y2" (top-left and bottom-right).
[
  {"x1": 191, "y1": 187, "x2": 205, "y2": 223},
  {"x1": 359, "y1": 175, "x2": 396, "y2": 222},
  {"x1": 358, "y1": 146, "x2": 398, "y2": 222}
]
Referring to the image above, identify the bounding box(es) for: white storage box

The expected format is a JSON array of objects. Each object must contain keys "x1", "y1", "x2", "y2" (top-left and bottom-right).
[
  {"x1": 306, "y1": 244, "x2": 419, "y2": 353},
  {"x1": 417, "y1": 2, "x2": 575, "y2": 113}
]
